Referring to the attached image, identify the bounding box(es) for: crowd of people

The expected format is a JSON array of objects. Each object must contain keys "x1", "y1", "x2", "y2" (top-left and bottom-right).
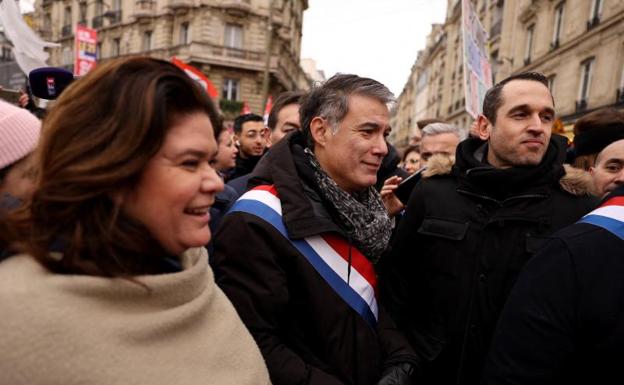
[{"x1": 1, "y1": 56, "x2": 623, "y2": 385}]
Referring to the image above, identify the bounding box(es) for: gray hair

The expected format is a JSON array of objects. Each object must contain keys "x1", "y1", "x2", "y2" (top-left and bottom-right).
[
  {"x1": 300, "y1": 74, "x2": 395, "y2": 147},
  {"x1": 422, "y1": 122, "x2": 466, "y2": 141}
]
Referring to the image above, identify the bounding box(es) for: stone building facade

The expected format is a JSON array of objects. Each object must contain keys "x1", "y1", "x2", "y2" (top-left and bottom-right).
[
  {"x1": 32, "y1": 0, "x2": 311, "y2": 115},
  {"x1": 390, "y1": 0, "x2": 624, "y2": 147}
]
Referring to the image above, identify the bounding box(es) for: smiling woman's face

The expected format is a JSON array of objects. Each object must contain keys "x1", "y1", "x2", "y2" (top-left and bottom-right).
[{"x1": 123, "y1": 112, "x2": 224, "y2": 255}]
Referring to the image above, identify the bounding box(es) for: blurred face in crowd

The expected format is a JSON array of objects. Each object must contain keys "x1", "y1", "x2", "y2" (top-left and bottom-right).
[
  {"x1": 123, "y1": 112, "x2": 224, "y2": 255},
  {"x1": 478, "y1": 80, "x2": 555, "y2": 169},
  {"x1": 590, "y1": 139, "x2": 624, "y2": 198},
  {"x1": 409, "y1": 128, "x2": 421, "y2": 146},
  {"x1": 312, "y1": 94, "x2": 390, "y2": 194},
  {"x1": 270, "y1": 103, "x2": 300, "y2": 145},
  {"x1": 213, "y1": 130, "x2": 238, "y2": 172},
  {"x1": 403, "y1": 150, "x2": 421, "y2": 175},
  {"x1": 236, "y1": 120, "x2": 266, "y2": 158},
  {"x1": 420, "y1": 133, "x2": 460, "y2": 163},
  {"x1": 0, "y1": 155, "x2": 36, "y2": 200}
]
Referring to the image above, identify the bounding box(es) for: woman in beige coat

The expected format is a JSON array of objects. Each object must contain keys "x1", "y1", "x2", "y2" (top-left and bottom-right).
[{"x1": 0, "y1": 57, "x2": 270, "y2": 385}]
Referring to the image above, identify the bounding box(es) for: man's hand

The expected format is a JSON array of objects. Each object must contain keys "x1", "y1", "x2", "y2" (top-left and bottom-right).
[
  {"x1": 381, "y1": 175, "x2": 405, "y2": 217},
  {"x1": 377, "y1": 363, "x2": 414, "y2": 385},
  {"x1": 18, "y1": 90, "x2": 29, "y2": 109}
]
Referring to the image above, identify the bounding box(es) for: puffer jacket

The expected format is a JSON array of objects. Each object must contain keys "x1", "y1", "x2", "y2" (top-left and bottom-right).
[
  {"x1": 380, "y1": 135, "x2": 597, "y2": 385},
  {"x1": 212, "y1": 131, "x2": 417, "y2": 385}
]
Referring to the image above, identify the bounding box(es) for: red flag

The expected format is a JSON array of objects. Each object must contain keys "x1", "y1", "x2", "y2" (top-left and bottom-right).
[
  {"x1": 263, "y1": 95, "x2": 273, "y2": 126},
  {"x1": 171, "y1": 57, "x2": 219, "y2": 99}
]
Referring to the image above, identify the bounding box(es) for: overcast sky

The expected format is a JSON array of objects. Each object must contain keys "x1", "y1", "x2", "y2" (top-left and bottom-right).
[
  {"x1": 19, "y1": 0, "x2": 448, "y2": 96},
  {"x1": 300, "y1": 0, "x2": 448, "y2": 96}
]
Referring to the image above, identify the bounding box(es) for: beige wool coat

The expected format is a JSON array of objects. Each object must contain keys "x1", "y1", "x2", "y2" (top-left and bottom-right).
[{"x1": 0, "y1": 247, "x2": 271, "y2": 385}]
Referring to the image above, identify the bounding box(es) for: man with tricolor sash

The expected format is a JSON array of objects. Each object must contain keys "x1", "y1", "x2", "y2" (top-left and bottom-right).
[
  {"x1": 483, "y1": 184, "x2": 624, "y2": 384},
  {"x1": 212, "y1": 74, "x2": 418, "y2": 385}
]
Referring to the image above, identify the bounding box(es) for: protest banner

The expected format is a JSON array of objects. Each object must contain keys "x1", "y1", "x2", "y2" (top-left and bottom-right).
[
  {"x1": 461, "y1": 0, "x2": 493, "y2": 118},
  {"x1": 74, "y1": 25, "x2": 97, "y2": 76}
]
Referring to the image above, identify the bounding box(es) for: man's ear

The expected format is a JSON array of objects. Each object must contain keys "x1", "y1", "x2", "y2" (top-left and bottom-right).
[
  {"x1": 476, "y1": 115, "x2": 492, "y2": 141},
  {"x1": 232, "y1": 134, "x2": 240, "y2": 147},
  {"x1": 309, "y1": 117, "x2": 329, "y2": 148}
]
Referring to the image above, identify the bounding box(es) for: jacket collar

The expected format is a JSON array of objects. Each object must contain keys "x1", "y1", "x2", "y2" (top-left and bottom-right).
[
  {"x1": 250, "y1": 132, "x2": 342, "y2": 239},
  {"x1": 452, "y1": 135, "x2": 568, "y2": 200}
]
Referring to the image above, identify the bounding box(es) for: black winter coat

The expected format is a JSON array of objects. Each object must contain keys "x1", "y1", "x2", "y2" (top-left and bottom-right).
[
  {"x1": 483, "y1": 186, "x2": 624, "y2": 385},
  {"x1": 212, "y1": 132, "x2": 417, "y2": 385},
  {"x1": 380, "y1": 136, "x2": 597, "y2": 385}
]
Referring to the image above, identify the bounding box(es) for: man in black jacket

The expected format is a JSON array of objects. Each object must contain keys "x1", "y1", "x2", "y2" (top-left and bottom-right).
[
  {"x1": 381, "y1": 72, "x2": 596, "y2": 385},
  {"x1": 212, "y1": 74, "x2": 417, "y2": 385},
  {"x1": 483, "y1": 185, "x2": 624, "y2": 385},
  {"x1": 228, "y1": 113, "x2": 267, "y2": 180}
]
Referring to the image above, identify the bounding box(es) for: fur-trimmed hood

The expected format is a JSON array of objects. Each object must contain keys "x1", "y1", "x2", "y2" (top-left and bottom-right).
[{"x1": 422, "y1": 154, "x2": 594, "y2": 197}]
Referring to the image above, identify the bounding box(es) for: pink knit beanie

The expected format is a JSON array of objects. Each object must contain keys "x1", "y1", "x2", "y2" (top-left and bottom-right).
[{"x1": 0, "y1": 100, "x2": 41, "y2": 170}]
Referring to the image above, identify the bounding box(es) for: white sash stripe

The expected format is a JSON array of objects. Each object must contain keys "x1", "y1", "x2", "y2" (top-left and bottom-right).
[
  {"x1": 305, "y1": 236, "x2": 378, "y2": 317},
  {"x1": 237, "y1": 187, "x2": 378, "y2": 319},
  {"x1": 585, "y1": 205, "x2": 624, "y2": 222},
  {"x1": 240, "y1": 189, "x2": 282, "y2": 215}
]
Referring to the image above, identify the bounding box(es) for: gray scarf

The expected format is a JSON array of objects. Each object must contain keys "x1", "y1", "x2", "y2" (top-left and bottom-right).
[{"x1": 304, "y1": 149, "x2": 392, "y2": 263}]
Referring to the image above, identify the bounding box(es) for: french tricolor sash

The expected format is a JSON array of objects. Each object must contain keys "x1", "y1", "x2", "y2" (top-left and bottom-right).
[
  {"x1": 578, "y1": 196, "x2": 624, "y2": 240},
  {"x1": 229, "y1": 185, "x2": 379, "y2": 329}
]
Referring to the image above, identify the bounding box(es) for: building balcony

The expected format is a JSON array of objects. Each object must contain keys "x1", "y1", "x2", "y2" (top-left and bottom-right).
[
  {"x1": 575, "y1": 99, "x2": 588, "y2": 112},
  {"x1": 134, "y1": 0, "x2": 155, "y2": 18},
  {"x1": 167, "y1": 0, "x2": 194, "y2": 10},
  {"x1": 105, "y1": 10, "x2": 122, "y2": 25},
  {"x1": 61, "y1": 24, "x2": 72, "y2": 37},
  {"x1": 39, "y1": 27, "x2": 53, "y2": 40},
  {"x1": 92, "y1": 15, "x2": 103, "y2": 29},
  {"x1": 586, "y1": 16, "x2": 600, "y2": 30},
  {"x1": 219, "y1": 0, "x2": 251, "y2": 16}
]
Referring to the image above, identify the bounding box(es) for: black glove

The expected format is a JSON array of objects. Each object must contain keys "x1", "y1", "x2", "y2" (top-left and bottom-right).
[{"x1": 377, "y1": 362, "x2": 414, "y2": 385}]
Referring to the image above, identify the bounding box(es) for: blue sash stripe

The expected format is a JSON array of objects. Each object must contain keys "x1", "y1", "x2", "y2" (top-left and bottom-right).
[
  {"x1": 578, "y1": 214, "x2": 624, "y2": 241},
  {"x1": 229, "y1": 198, "x2": 378, "y2": 329}
]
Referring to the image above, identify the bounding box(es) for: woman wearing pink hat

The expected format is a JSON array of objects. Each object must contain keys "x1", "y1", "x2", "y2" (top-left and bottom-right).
[{"x1": 0, "y1": 99, "x2": 40, "y2": 208}]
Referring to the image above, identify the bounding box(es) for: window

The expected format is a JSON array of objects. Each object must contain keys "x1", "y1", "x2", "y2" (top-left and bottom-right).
[
  {"x1": 179, "y1": 22, "x2": 190, "y2": 45},
  {"x1": 96, "y1": 42, "x2": 102, "y2": 60},
  {"x1": 222, "y1": 78, "x2": 239, "y2": 100},
  {"x1": 112, "y1": 0, "x2": 121, "y2": 10},
  {"x1": 111, "y1": 38, "x2": 120, "y2": 57},
  {"x1": 63, "y1": 6, "x2": 72, "y2": 26},
  {"x1": 547, "y1": 75, "x2": 556, "y2": 92},
  {"x1": 142, "y1": 31, "x2": 152, "y2": 51},
  {"x1": 618, "y1": 62, "x2": 624, "y2": 103},
  {"x1": 577, "y1": 57, "x2": 594, "y2": 111},
  {"x1": 551, "y1": 2, "x2": 564, "y2": 49},
  {"x1": 589, "y1": 0, "x2": 602, "y2": 21},
  {"x1": 224, "y1": 24, "x2": 243, "y2": 49},
  {"x1": 547, "y1": 74, "x2": 556, "y2": 98},
  {"x1": 78, "y1": 2, "x2": 87, "y2": 25},
  {"x1": 524, "y1": 24, "x2": 534, "y2": 65},
  {"x1": 95, "y1": 0, "x2": 103, "y2": 16},
  {"x1": 62, "y1": 46, "x2": 72, "y2": 66},
  {"x1": 587, "y1": 0, "x2": 602, "y2": 29}
]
